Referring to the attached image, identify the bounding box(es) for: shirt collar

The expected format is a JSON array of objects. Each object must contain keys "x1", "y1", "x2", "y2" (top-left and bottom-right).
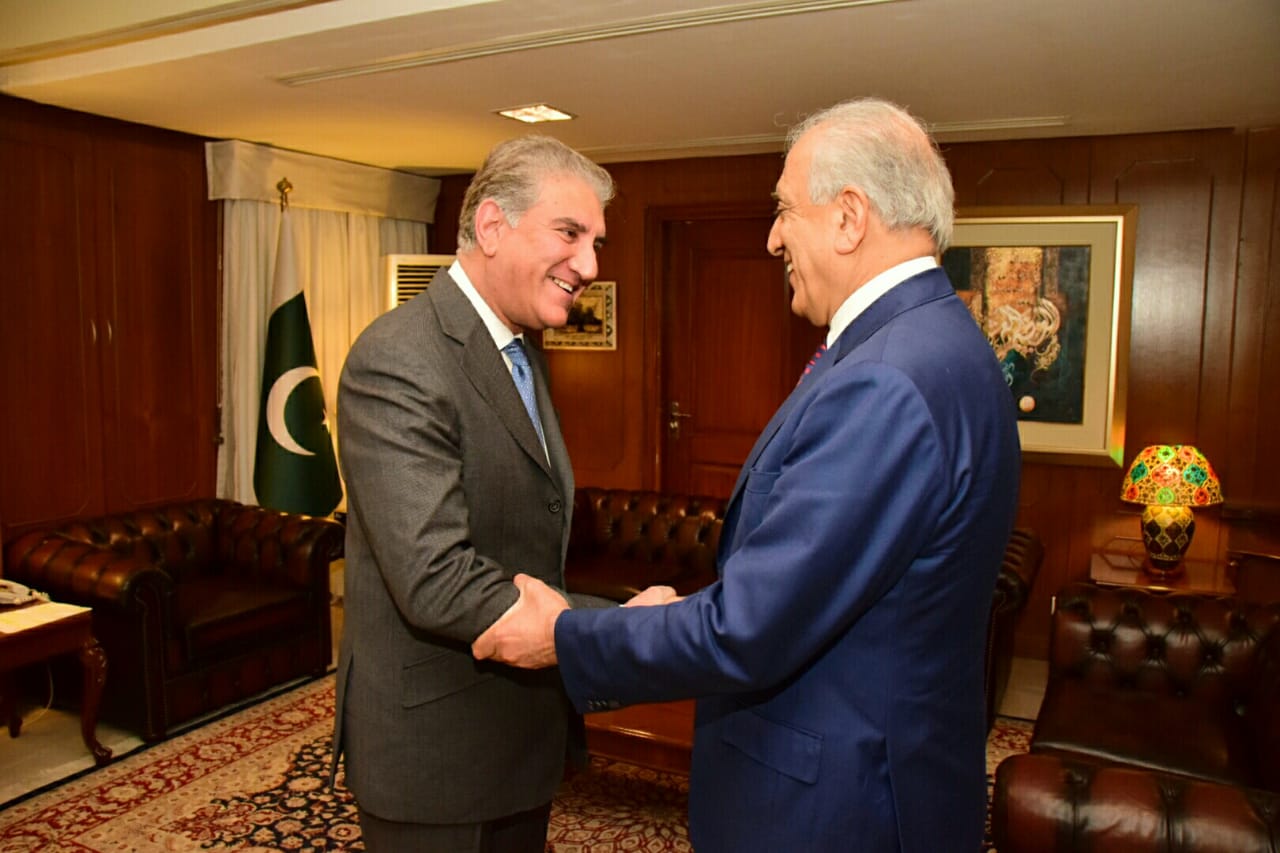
[
  {"x1": 827, "y1": 256, "x2": 938, "y2": 346},
  {"x1": 451, "y1": 260, "x2": 522, "y2": 350}
]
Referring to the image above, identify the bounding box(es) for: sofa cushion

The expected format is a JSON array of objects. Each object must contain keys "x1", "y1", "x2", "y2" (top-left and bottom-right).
[
  {"x1": 172, "y1": 577, "x2": 313, "y2": 668},
  {"x1": 993, "y1": 752, "x2": 1280, "y2": 853}
]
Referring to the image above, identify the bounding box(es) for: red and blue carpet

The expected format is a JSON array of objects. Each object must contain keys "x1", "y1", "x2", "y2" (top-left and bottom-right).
[{"x1": 0, "y1": 675, "x2": 1031, "y2": 851}]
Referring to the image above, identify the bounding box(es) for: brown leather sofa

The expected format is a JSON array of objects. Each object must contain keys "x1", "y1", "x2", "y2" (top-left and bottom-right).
[
  {"x1": 992, "y1": 581, "x2": 1280, "y2": 852},
  {"x1": 563, "y1": 487, "x2": 1043, "y2": 729},
  {"x1": 3, "y1": 499, "x2": 343, "y2": 741}
]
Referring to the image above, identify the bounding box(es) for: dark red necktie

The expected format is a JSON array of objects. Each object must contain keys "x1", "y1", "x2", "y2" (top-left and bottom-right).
[{"x1": 797, "y1": 343, "x2": 827, "y2": 387}]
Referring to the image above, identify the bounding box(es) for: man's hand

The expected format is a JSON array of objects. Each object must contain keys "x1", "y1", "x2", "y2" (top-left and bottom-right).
[
  {"x1": 471, "y1": 574, "x2": 569, "y2": 668},
  {"x1": 623, "y1": 585, "x2": 682, "y2": 607}
]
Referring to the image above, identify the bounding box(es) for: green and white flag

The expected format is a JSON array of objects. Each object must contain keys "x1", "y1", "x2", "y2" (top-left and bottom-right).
[{"x1": 253, "y1": 210, "x2": 343, "y2": 516}]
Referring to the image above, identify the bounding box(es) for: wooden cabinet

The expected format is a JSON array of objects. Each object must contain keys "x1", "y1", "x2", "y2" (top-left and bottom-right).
[{"x1": 0, "y1": 96, "x2": 218, "y2": 539}]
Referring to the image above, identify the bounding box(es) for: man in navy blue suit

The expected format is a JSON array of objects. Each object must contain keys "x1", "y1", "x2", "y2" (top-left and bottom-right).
[{"x1": 474, "y1": 97, "x2": 1021, "y2": 852}]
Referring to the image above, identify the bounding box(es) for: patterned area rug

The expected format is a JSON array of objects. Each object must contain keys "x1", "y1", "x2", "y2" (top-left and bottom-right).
[{"x1": 0, "y1": 675, "x2": 1032, "y2": 851}]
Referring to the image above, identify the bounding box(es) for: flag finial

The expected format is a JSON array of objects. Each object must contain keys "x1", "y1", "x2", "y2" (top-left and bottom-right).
[{"x1": 276, "y1": 177, "x2": 292, "y2": 210}]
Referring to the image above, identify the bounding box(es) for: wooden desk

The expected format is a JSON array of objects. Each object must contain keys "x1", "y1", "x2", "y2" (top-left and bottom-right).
[
  {"x1": 0, "y1": 603, "x2": 112, "y2": 765},
  {"x1": 585, "y1": 700, "x2": 694, "y2": 774},
  {"x1": 1090, "y1": 548, "x2": 1236, "y2": 597}
]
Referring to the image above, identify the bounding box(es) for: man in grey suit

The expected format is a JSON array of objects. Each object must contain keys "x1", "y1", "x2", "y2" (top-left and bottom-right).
[{"x1": 332, "y1": 135, "x2": 616, "y2": 851}]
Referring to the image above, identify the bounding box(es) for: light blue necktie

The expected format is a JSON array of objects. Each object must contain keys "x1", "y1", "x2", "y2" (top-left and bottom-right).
[{"x1": 502, "y1": 339, "x2": 546, "y2": 448}]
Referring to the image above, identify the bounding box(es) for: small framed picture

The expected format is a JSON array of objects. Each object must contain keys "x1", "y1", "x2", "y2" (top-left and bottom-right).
[{"x1": 543, "y1": 280, "x2": 616, "y2": 350}]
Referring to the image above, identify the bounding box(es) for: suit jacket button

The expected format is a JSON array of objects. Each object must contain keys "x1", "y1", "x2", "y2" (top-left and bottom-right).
[{"x1": 548, "y1": 499, "x2": 562, "y2": 513}]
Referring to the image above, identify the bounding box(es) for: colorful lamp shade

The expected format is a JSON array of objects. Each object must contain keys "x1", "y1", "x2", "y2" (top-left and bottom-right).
[{"x1": 1120, "y1": 444, "x2": 1223, "y2": 575}]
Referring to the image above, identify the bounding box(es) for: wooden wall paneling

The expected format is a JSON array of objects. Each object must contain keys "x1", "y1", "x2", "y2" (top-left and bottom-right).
[
  {"x1": 944, "y1": 137, "x2": 1092, "y2": 206},
  {"x1": 1089, "y1": 131, "x2": 1243, "y2": 455},
  {"x1": 92, "y1": 129, "x2": 218, "y2": 510},
  {"x1": 0, "y1": 100, "x2": 106, "y2": 532},
  {"x1": 430, "y1": 175, "x2": 464, "y2": 254},
  {"x1": 1090, "y1": 130, "x2": 1245, "y2": 559},
  {"x1": 1227, "y1": 128, "x2": 1280, "y2": 513}
]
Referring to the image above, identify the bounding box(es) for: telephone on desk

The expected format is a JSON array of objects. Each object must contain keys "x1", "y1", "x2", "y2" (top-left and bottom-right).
[{"x1": 0, "y1": 579, "x2": 48, "y2": 606}]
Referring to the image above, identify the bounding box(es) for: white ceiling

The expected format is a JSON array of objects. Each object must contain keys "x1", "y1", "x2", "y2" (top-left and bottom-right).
[{"x1": 3, "y1": 0, "x2": 1278, "y2": 176}]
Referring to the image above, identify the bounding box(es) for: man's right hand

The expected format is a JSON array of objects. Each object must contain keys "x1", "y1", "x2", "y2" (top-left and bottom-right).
[{"x1": 623, "y1": 585, "x2": 682, "y2": 607}]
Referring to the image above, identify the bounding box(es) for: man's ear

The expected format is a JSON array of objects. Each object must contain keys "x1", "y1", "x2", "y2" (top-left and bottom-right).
[
  {"x1": 834, "y1": 186, "x2": 870, "y2": 255},
  {"x1": 474, "y1": 199, "x2": 509, "y2": 257}
]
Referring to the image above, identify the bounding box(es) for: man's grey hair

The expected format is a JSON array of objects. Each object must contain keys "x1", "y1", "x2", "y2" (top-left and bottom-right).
[
  {"x1": 456, "y1": 135, "x2": 616, "y2": 251},
  {"x1": 786, "y1": 98, "x2": 955, "y2": 252}
]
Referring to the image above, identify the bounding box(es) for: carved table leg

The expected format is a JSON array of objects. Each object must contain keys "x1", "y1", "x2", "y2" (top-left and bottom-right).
[{"x1": 78, "y1": 637, "x2": 113, "y2": 765}]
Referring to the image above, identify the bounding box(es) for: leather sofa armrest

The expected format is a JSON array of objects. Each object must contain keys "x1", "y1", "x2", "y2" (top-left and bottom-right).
[
  {"x1": 993, "y1": 527, "x2": 1044, "y2": 615},
  {"x1": 4, "y1": 530, "x2": 173, "y2": 610},
  {"x1": 993, "y1": 752, "x2": 1280, "y2": 853},
  {"x1": 214, "y1": 501, "x2": 344, "y2": 589}
]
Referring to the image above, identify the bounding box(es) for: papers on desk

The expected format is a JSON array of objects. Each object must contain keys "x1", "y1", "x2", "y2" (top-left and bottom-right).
[{"x1": 0, "y1": 601, "x2": 91, "y2": 634}]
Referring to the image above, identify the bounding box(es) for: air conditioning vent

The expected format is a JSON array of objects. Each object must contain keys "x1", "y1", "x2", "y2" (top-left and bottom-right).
[{"x1": 383, "y1": 254, "x2": 454, "y2": 310}]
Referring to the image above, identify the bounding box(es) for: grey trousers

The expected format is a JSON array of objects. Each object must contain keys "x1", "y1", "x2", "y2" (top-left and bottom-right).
[{"x1": 356, "y1": 802, "x2": 552, "y2": 853}]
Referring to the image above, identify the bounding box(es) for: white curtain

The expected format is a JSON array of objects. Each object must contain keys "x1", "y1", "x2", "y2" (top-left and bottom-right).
[{"x1": 208, "y1": 141, "x2": 438, "y2": 509}]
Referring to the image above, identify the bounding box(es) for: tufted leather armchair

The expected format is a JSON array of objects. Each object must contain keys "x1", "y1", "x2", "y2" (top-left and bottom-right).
[
  {"x1": 992, "y1": 581, "x2": 1280, "y2": 852},
  {"x1": 3, "y1": 499, "x2": 343, "y2": 741},
  {"x1": 562, "y1": 487, "x2": 1042, "y2": 731}
]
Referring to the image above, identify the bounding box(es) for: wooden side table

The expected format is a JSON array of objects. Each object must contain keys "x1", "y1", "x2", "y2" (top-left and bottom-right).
[
  {"x1": 0, "y1": 603, "x2": 112, "y2": 765},
  {"x1": 1090, "y1": 541, "x2": 1237, "y2": 596}
]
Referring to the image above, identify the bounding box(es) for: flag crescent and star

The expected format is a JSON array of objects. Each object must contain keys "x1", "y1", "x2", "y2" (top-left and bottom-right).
[
  {"x1": 266, "y1": 366, "x2": 322, "y2": 456},
  {"x1": 253, "y1": 206, "x2": 343, "y2": 517}
]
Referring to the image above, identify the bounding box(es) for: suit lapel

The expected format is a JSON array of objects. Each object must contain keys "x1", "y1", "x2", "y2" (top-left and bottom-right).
[
  {"x1": 431, "y1": 273, "x2": 556, "y2": 478},
  {"x1": 722, "y1": 268, "x2": 957, "y2": 526}
]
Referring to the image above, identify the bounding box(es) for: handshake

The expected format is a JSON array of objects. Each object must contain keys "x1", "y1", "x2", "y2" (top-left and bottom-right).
[{"x1": 471, "y1": 575, "x2": 681, "y2": 668}]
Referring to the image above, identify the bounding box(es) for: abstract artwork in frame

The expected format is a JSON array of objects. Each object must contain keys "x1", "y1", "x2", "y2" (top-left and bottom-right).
[
  {"x1": 543, "y1": 280, "x2": 616, "y2": 350},
  {"x1": 942, "y1": 206, "x2": 1137, "y2": 466}
]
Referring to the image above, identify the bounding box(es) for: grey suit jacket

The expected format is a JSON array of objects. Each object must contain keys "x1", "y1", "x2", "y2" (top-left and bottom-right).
[{"x1": 331, "y1": 269, "x2": 589, "y2": 823}]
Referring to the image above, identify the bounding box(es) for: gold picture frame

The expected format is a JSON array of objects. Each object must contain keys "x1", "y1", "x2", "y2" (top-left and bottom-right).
[
  {"x1": 543, "y1": 280, "x2": 616, "y2": 350},
  {"x1": 943, "y1": 206, "x2": 1137, "y2": 466}
]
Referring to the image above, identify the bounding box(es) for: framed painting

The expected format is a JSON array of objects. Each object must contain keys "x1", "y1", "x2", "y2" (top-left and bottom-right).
[
  {"x1": 942, "y1": 205, "x2": 1137, "y2": 466},
  {"x1": 543, "y1": 280, "x2": 616, "y2": 350}
]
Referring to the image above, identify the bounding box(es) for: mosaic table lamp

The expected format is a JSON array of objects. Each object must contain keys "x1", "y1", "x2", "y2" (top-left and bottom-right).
[{"x1": 1120, "y1": 444, "x2": 1223, "y2": 577}]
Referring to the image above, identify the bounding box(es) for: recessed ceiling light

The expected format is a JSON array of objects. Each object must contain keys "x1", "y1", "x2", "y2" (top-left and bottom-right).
[{"x1": 497, "y1": 104, "x2": 576, "y2": 124}]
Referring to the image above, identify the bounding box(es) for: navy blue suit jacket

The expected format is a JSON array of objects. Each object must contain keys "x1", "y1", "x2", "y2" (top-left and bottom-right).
[{"x1": 555, "y1": 267, "x2": 1021, "y2": 851}]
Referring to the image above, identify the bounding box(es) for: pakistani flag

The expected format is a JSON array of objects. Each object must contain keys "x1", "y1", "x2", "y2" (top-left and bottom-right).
[{"x1": 253, "y1": 210, "x2": 343, "y2": 516}]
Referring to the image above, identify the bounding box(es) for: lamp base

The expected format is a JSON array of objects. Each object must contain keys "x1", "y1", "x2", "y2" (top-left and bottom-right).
[{"x1": 1139, "y1": 504, "x2": 1195, "y2": 577}]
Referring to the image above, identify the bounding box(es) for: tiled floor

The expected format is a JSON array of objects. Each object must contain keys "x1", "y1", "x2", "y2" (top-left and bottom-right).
[{"x1": 997, "y1": 656, "x2": 1048, "y2": 721}]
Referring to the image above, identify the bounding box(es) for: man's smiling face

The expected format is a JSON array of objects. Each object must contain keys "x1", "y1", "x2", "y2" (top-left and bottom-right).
[
  {"x1": 487, "y1": 172, "x2": 607, "y2": 333},
  {"x1": 766, "y1": 131, "x2": 840, "y2": 327}
]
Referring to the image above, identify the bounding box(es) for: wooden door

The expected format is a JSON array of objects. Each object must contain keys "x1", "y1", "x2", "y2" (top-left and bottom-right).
[
  {"x1": 0, "y1": 97, "x2": 218, "y2": 541},
  {"x1": 660, "y1": 215, "x2": 822, "y2": 497},
  {"x1": 93, "y1": 132, "x2": 217, "y2": 511},
  {"x1": 0, "y1": 105, "x2": 107, "y2": 535}
]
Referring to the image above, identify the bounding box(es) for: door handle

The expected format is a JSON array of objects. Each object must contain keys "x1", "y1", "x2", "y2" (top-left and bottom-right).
[{"x1": 667, "y1": 401, "x2": 693, "y2": 436}]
